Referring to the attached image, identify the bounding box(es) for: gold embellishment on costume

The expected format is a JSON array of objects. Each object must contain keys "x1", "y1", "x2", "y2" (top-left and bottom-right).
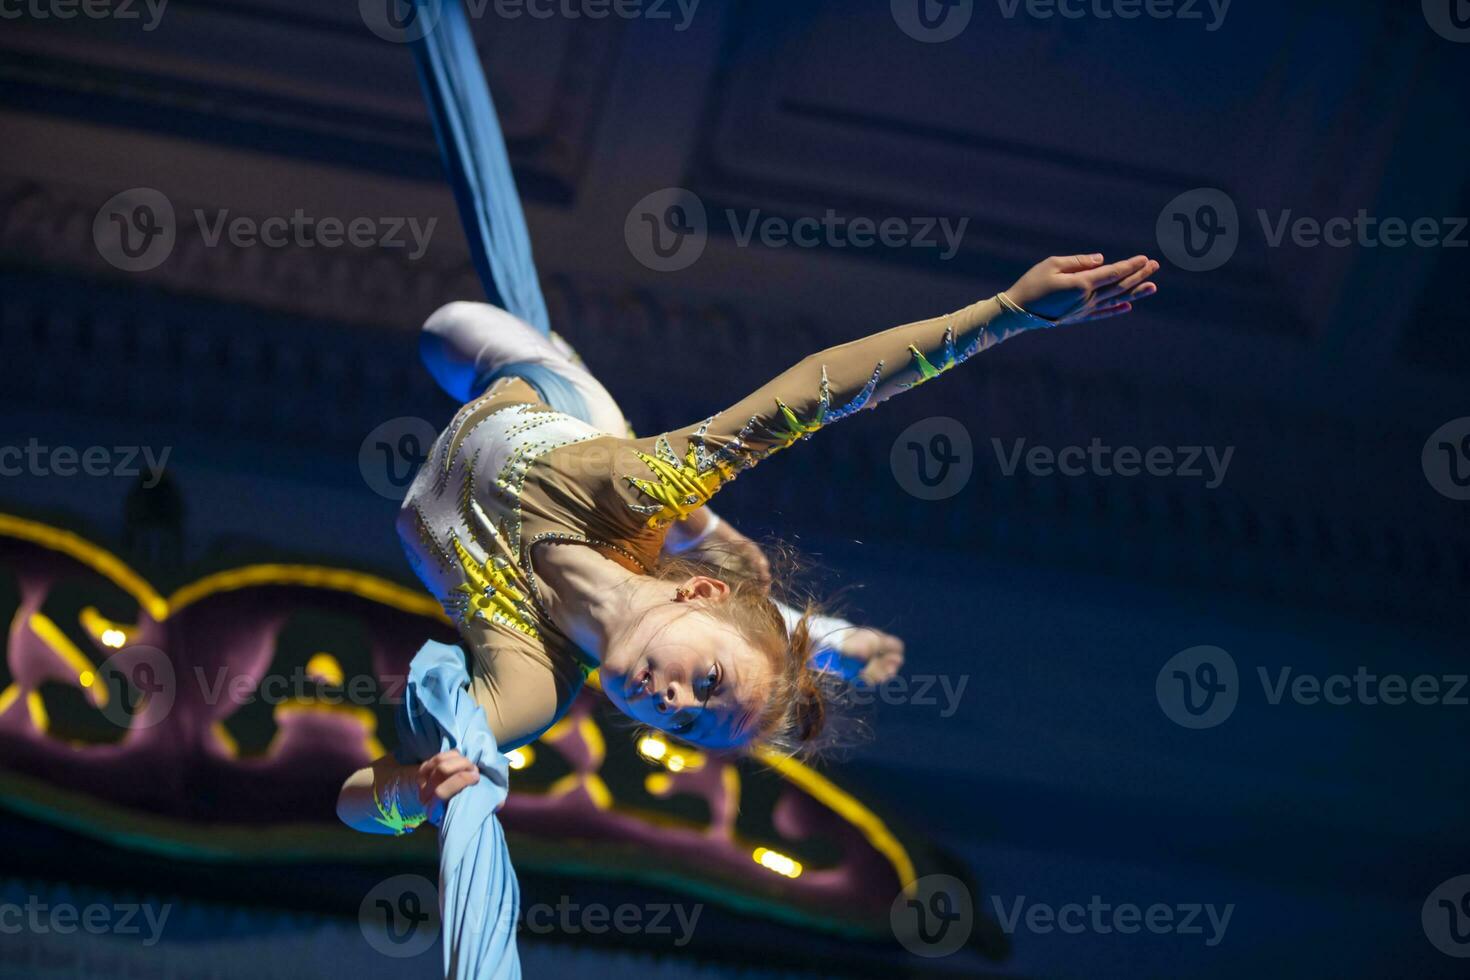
[
  {"x1": 444, "y1": 535, "x2": 539, "y2": 637},
  {"x1": 625, "y1": 437, "x2": 737, "y2": 527},
  {"x1": 771, "y1": 398, "x2": 825, "y2": 450},
  {"x1": 623, "y1": 366, "x2": 884, "y2": 526}
]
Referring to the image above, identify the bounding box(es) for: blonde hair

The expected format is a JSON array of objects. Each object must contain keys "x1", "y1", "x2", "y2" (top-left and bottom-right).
[{"x1": 651, "y1": 542, "x2": 857, "y2": 759}]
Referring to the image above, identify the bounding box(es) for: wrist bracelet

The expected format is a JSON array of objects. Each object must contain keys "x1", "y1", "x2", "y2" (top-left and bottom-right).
[{"x1": 997, "y1": 291, "x2": 1061, "y2": 327}]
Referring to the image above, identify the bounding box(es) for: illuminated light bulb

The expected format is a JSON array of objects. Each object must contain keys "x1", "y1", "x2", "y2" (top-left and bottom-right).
[
  {"x1": 100, "y1": 629, "x2": 126, "y2": 649},
  {"x1": 79, "y1": 670, "x2": 96, "y2": 688},
  {"x1": 752, "y1": 847, "x2": 803, "y2": 879},
  {"x1": 506, "y1": 746, "x2": 534, "y2": 770},
  {"x1": 644, "y1": 773, "x2": 672, "y2": 796},
  {"x1": 666, "y1": 755, "x2": 686, "y2": 773},
  {"x1": 637, "y1": 734, "x2": 668, "y2": 762},
  {"x1": 305, "y1": 653, "x2": 345, "y2": 686}
]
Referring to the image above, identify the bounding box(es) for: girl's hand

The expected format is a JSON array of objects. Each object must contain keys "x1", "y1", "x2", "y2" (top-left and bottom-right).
[
  {"x1": 1003, "y1": 254, "x2": 1160, "y2": 325},
  {"x1": 840, "y1": 627, "x2": 906, "y2": 687},
  {"x1": 695, "y1": 519, "x2": 773, "y2": 590},
  {"x1": 417, "y1": 750, "x2": 480, "y2": 823}
]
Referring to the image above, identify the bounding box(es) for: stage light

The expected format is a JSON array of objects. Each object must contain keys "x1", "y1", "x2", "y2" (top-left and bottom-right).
[
  {"x1": 637, "y1": 733, "x2": 706, "y2": 774},
  {"x1": 100, "y1": 629, "x2": 126, "y2": 649},
  {"x1": 305, "y1": 653, "x2": 345, "y2": 686},
  {"x1": 752, "y1": 847, "x2": 802, "y2": 879},
  {"x1": 506, "y1": 746, "x2": 533, "y2": 770},
  {"x1": 637, "y1": 733, "x2": 668, "y2": 762}
]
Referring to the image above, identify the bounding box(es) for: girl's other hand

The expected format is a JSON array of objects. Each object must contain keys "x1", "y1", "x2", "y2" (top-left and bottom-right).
[{"x1": 840, "y1": 627, "x2": 906, "y2": 687}]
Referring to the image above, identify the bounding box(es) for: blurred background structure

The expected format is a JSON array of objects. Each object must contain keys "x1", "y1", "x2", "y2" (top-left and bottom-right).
[{"x1": 1, "y1": 1, "x2": 1468, "y2": 977}]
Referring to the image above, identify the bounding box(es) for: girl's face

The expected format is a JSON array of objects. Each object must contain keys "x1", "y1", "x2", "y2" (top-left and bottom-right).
[{"x1": 601, "y1": 581, "x2": 773, "y2": 750}]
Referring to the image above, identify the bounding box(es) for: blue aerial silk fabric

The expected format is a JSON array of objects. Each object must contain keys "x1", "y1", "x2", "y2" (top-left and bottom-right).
[
  {"x1": 395, "y1": 640, "x2": 522, "y2": 980},
  {"x1": 408, "y1": 0, "x2": 551, "y2": 336},
  {"x1": 399, "y1": 4, "x2": 590, "y2": 973}
]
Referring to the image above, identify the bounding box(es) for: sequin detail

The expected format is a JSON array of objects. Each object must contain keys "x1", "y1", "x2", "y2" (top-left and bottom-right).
[{"x1": 899, "y1": 325, "x2": 983, "y2": 391}]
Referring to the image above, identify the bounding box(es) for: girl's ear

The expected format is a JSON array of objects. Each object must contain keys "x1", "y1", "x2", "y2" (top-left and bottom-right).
[{"x1": 682, "y1": 576, "x2": 732, "y2": 602}]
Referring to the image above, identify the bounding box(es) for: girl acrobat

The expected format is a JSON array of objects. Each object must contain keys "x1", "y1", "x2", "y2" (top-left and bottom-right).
[{"x1": 337, "y1": 250, "x2": 1160, "y2": 976}]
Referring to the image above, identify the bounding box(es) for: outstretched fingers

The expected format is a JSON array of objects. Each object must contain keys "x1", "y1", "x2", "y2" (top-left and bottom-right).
[
  {"x1": 1051, "y1": 253, "x2": 1107, "y2": 274},
  {"x1": 1093, "y1": 259, "x2": 1160, "y2": 303},
  {"x1": 1075, "y1": 254, "x2": 1151, "y2": 292},
  {"x1": 1074, "y1": 302, "x2": 1134, "y2": 322}
]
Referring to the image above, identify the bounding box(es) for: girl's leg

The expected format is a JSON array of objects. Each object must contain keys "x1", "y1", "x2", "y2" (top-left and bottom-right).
[{"x1": 419, "y1": 301, "x2": 630, "y2": 437}]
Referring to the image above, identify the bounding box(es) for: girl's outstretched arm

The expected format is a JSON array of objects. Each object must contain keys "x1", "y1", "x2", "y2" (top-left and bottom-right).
[{"x1": 619, "y1": 254, "x2": 1160, "y2": 528}]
